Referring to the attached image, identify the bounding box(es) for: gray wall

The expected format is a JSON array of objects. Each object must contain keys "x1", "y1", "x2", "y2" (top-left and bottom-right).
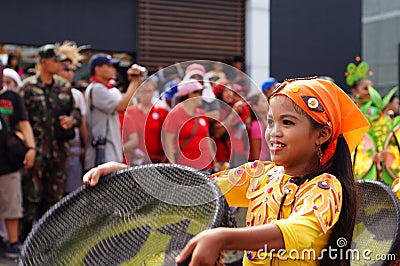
[
  {"x1": 363, "y1": 0, "x2": 400, "y2": 92},
  {"x1": 1, "y1": 0, "x2": 138, "y2": 53},
  {"x1": 270, "y1": 0, "x2": 362, "y2": 91}
]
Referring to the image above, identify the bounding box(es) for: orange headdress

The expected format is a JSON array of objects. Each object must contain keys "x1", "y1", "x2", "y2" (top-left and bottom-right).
[{"x1": 269, "y1": 77, "x2": 370, "y2": 165}]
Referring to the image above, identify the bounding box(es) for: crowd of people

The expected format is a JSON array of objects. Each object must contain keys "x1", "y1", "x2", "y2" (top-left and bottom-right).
[
  {"x1": 0, "y1": 41, "x2": 277, "y2": 260},
  {"x1": 1, "y1": 41, "x2": 399, "y2": 265}
]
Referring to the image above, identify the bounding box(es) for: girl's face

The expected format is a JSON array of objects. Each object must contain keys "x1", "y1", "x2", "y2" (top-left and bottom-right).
[
  {"x1": 221, "y1": 86, "x2": 234, "y2": 104},
  {"x1": 353, "y1": 79, "x2": 372, "y2": 101},
  {"x1": 266, "y1": 96, "x2": 321, "y2": 176}
]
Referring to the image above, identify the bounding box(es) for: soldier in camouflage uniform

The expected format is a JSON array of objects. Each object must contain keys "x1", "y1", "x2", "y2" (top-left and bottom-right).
[{"x1": 20, "y1": 44, "x2": 82, "y2": 240}]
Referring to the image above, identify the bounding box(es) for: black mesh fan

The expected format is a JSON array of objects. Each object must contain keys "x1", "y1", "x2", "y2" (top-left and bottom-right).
[
  {"x1": 19, "y1": 164, "x2": 234, "y2": 266},
  {"x1": 352, "y1": 180, "x2": 400, "y2": 265}
]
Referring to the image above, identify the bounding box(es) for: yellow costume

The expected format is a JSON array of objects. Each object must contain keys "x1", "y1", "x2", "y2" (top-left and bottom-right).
[
  {"x1": 213, "y1": 160, "x2": 342, "y2": 265},
  {"x1": 392, "y1": 178, "x2": 400, "y2": 199}
]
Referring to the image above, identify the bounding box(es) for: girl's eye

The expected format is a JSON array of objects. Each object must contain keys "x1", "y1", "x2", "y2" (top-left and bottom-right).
[
  {"x1": 267, "y1": 118, "x2": 274, "y2": 125},
  {"x1": 283, "y1": 119, "x2": 294, "y2": 125}
]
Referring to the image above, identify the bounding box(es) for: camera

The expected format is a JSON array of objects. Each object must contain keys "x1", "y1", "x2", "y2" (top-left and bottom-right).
[
  {"x1": 130, "y1": 64, "x2": 148, "y2": 77},
  {"x1": 91, "y1": 135, "x2": 107, "y2": 166},
  {"x1": 91, "y1": 135, "x2": 107, "y2": 147}
]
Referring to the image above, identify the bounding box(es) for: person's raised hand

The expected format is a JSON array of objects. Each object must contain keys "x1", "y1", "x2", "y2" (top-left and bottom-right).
[
  {"x1": 83, "y1": 162, "x2": 128, "y2": 186},
  {"x1": 127, "y1": 64, "x2": 147, "y2": 82}
]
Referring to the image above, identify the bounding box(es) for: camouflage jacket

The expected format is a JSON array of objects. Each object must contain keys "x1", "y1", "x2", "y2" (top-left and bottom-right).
[{"x1": 22, "y1": 74, "x2": 81, "y2": 158}]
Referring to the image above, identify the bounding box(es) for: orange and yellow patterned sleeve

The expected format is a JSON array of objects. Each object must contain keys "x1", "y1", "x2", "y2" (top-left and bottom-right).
[
  {"x1": 392, "y1": 178, "x2": 400, "y2": 200},
  {"x1": 211, "y1": 161, "x2": 274, "y2": 207},
  {"x1": 270, "y1": 174, "x2": 342, "y2": 252}
]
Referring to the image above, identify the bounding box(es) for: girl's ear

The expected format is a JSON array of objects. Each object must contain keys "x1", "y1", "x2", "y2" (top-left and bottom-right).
[{"x1": 317, "y1": 124, "x2": 333, "y2": 145}]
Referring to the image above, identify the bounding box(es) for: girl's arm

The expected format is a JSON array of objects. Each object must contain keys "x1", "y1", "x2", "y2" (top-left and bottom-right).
[{"x1": 176, "y1": 224, "x2": 284, "y2": 266}]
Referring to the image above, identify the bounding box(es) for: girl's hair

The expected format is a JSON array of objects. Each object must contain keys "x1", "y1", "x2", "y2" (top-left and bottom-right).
[
  {"x1": 286, "y1": 102, "x2": 357, "y2": 265},
  {"x1": 389, "y1": 94, "x2": 398, "y2": 103},
  {"x1": 6, "y1": 53, "x2": 19, "y2": 70},
  {"x1": 174, "y1": 94, "x2": 188, "y2": 105}
]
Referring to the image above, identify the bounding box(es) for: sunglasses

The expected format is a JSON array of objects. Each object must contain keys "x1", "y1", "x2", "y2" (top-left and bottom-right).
[{"x1": 62, "y1": 67, "x2": 74, "y2": 72}]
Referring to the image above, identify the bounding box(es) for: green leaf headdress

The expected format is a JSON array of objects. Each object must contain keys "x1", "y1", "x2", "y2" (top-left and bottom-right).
[{"x1": 345, "y1": 56, "x2": 373, "y2": 87}]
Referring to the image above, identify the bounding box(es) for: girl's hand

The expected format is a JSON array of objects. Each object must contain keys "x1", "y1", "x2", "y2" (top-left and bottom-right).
[
  {"x1": 175, "y1": 228, "x2": 225, "y2": 266},
  {"x1": 83, "y1": 162, "x2": 128, "y2": 186}
]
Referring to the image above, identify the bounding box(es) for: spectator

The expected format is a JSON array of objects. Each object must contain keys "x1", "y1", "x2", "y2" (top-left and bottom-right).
[
  {"x1": 0, "y1": 62, "x2": 36, "y2": 257},
  {"x1": 57, "y1": 41, "x2": 88, "y2": 194},
  {"x1": 84, "y1": 54, "x2": 142, "y2": 170},
  {"x1": 162, "y1": 80, "x2": 179, "y2": 109},
  {"x1": 233, "y1": 83, "x2": 249, "y2": 99},
  {"x1": 20, "y1": 43, "x2": 82, "y2": 240},
  {"x1": 3, "y1": 68, "x2": 22, "y2": 93},
  {"x1": 6, "y1": 53, "x2": 24, "y2": 77},
  {"x1": 212, "y1": 80, "x2": 250, "y2": 168},
  {"x1": 118, "y1": 64, "x2": 149, "y2": 137},
  {"x1": 123, "y1": 81, "x2": 168, "y2": 165},
  {"x1": 183, "y1": 63, "x2": 220, "y2": 121},
  {"x1": 247, "y1": 92, "x2": 271, "y2": 161},
  {"x1": 154, "y1": 62, "x2": 184, "y2": 90},
  {"x1": 206, "y1": 61, "x2": 227, "y2": 82},
  {"x1": 350, "y1": 78, "x2": 379, "y2": 116},
  {"x1": 163, "y1": 79, "x2": 214, "y2": 171},
  {"x1": 351, "y1": 78, "x2": 372, "y2": 103},
  {"x1": 226, "y1": 55, "x2": 248, "y2": 88},
  {"x1": 261, "y1": 77, "x2": 277, "y2": 98},
  {"x1": 384, "y1": 94, "x2": 399, "y2": 118}
]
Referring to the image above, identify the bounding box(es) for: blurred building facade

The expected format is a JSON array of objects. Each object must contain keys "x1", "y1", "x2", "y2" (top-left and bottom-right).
[
  {"x1": 363, "y1": 0, "x2": 400, "y2": 92},
  {"x1": 3, "y1": 0, "x2": 388, "y2": 92}
]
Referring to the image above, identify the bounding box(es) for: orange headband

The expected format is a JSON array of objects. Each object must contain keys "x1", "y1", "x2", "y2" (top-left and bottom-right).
[{"x1": 269, "y1": 77, "x2": 370, "y2": 165}]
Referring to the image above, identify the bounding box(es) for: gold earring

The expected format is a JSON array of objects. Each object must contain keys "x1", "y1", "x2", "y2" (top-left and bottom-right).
[{"x1": 317, "y1": 147, "x2": 324, "y2": 160}]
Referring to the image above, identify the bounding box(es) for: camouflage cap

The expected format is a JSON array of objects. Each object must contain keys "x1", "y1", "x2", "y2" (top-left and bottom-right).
[{"x1": 38, "y1": 44, "x2": 67, "y2": 61}]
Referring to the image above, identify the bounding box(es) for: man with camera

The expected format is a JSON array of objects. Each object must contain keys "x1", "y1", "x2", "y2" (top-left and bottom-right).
[{"x1": 84, "y1": 54, "x2": 142, "y2": 171}]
